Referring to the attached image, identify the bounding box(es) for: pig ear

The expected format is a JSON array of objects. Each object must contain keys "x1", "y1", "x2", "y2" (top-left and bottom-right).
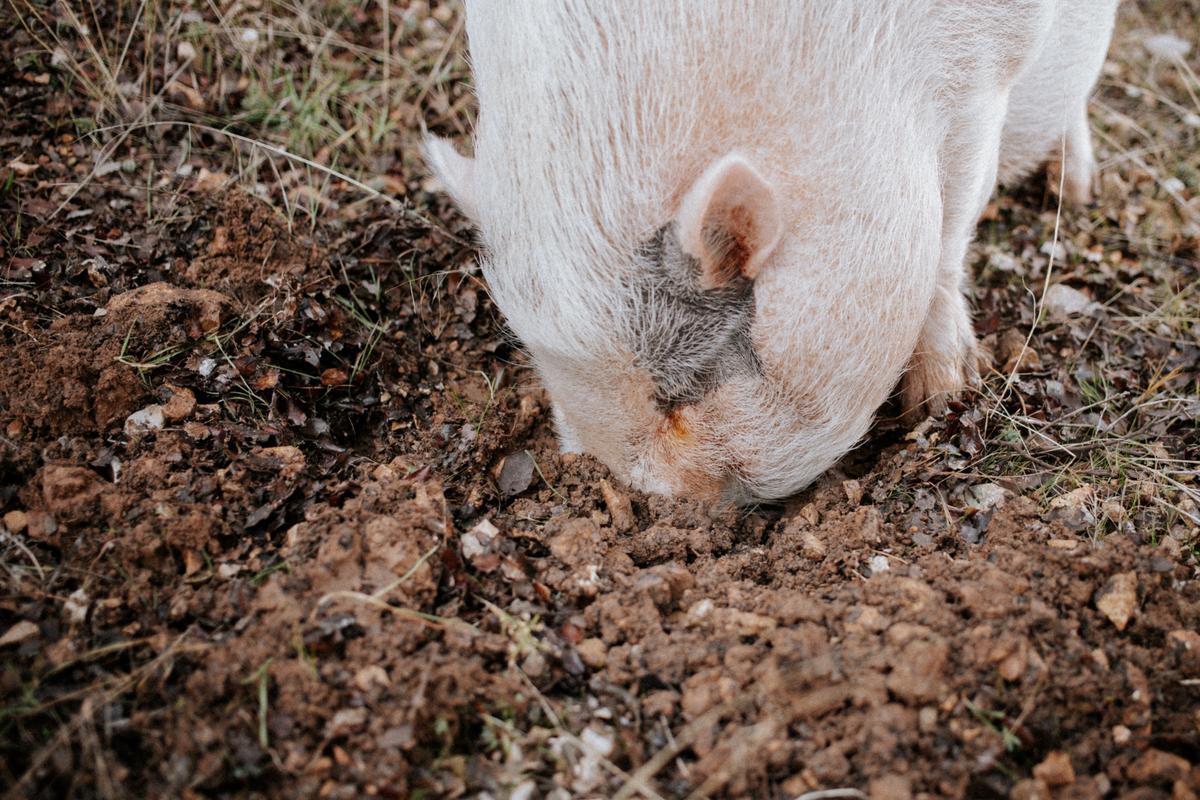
[
  {"x1": 423, "y1": 135, "x2": 479, "y2": 221},
  {"x1": 677, "y1": 153, "x2": 783, "y2": 289}
]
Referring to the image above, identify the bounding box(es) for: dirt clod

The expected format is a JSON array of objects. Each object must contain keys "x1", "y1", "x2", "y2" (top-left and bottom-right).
[
  {"x1": 1095, "y1": 571, "x2": 1139, "y2": 631},
  {"x1": 1033, "y1": 751, "x2": 1076, "y2": 787}
]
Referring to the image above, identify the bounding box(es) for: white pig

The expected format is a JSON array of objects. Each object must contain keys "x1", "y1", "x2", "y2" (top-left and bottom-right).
[{"x1": 425, "y1": 0, "x2": 1118, "y2": 501}]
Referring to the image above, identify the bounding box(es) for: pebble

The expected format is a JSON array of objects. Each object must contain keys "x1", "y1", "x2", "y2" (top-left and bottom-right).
[
  {"x1": 1144, "y1": 32, "x2": 1191, "y2": 59},
  {"x1": 3, "y1": 509, "x2": 28, "y2": 533},
  {"x1": 161, "y1": 385, "x2": 196, "y2": 422},
  {"x1": 1033, "y1": 750, "x2": 1076, "y2": 786},
  {"x1": 967, "y1": 483, "x2": 1009, "y2": 513},
  {"x1": 520, "y1": 650, "x2": 546, "y2": 678},
  {"x1": 1094, "y1": 571, "x2": 1138, "y2": 631},
  {"x1": 353, "y1": 665, "x2": 390, "y2": 692},
  {"x1": 579, "y1": 727, "x2": 614, "y2": 758},
  {"x1": 327, "y1": 707, "x2": 367, "y2": 737},
  {"x1": 64, "y1": 588, "x2": 90, "y2": 624},
  {"x1": 1043, "y1": 283, "x2": 1095, "y2": 318},
  {"x1": 496, "y1": 450, "x2": 535, "y2": 497},
  {"x1": 124, "y1": 404, "x2": 165, "y2": 435},
  {"x1": 799, "y1": 531, "x2": 826, "y2": 560},
  {"x1": 576, "y1": 638, "x2": 607, "y2": 670},
  {"x1": 461, "y1": 518, "x2": 499, "y2": 560},
  {"x1": 0, "y1": 620, "x2": 39, "y2": 647},
  {"x1": 1049, "y1": 484, "x2": 1097, "y2": 531}
]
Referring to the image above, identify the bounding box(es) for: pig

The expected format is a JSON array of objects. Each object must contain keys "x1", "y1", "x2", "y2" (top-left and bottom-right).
[{"x1": 424, "y1": 0, "x2": 1119, "y2": 501}]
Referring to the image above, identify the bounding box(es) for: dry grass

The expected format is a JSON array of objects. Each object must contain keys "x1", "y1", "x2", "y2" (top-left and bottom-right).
[{"x1": 9, "y1": 0, "x2": 471, "y2": 229}]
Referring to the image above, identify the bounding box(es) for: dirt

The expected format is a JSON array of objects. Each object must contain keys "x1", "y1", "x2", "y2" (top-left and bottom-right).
[{"x1": 2, "y1": 1, "x2": 1199, "y2": 799}]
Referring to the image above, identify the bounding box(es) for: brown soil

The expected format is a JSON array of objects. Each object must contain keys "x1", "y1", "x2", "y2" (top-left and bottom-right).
[{"x1": 2, "y1": 2, "x2": 1198, "y2": 799}]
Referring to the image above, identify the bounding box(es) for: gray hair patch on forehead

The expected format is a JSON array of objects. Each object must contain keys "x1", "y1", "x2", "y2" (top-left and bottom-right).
[{"x1": 626, "y1": 224, "x2": 761, "y2": 410}]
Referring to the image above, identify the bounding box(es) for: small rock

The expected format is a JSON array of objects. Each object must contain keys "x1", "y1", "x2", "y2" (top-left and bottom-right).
[
  {"x1": 161, "y1": 385, "x2": 196, "y2": 422},
  {"x1": 1043, "y1": 283, "x2": 1095, "y2": 319},
  {"x1": 1144, "y1": 32, "x2": 1191, "y2": 60},
  {"x1": 520, "y1": 649, "x2": 546, "y2": 678},
  {"x1": 1049, "y1": 484, "x2": 1096, "y2": 531},
  {"x1": 1033, "y1": 751, "x2": 1076, "y2": 787},
  {"x1": 967, "y1": 483, "x2": 1010, "y2": 513},
  {"x1": 599, "y1": 479, "x2": 635, "y2": 532},
  {"x1": 868, "y1": 554, "x2": 891, "y2": 575},
  {"x1": 496, "y1": 450, "x2": 535, "y2": 497},
  {"x1": 1126, "y1": 748, "x2": 1191, "y2": 784},
  {"x1": 353, "y1": 665, "x2": 390, "y2": 692},
  {"x1": 0, "y1": 620, "x2": 39, "y2": 647},
  {"x1": 183, "y1": 421, "x2": 210, "y2": 440},
  {"x1": 1111, "y1": 725, "x2": 1132, "y2": 745},
  {"x1": 64, "y1": 589, "x2": 90, "y2": 624},
  {"x1": 24, "y1": 511, "x2": 58, "y2": 542},
  {"x1": 3, "y1": 509, "x2": 28, "y2": 533},
  {"x1": 1095, "y1": 571, "x2": 1138, "y2": 631},
  {"x1": 576, "y1": 638, "x2": 607, "y2": 669},
  {"x1": 378, "y1": 724, "x2": 414, "y2": 749},
  {"x1": 991, "y1": 636, "x2": 1030, "y2": 682},
  {"x1": 800, "y1": 531, "x2": 826, "y2": 560},
  {"x1": 320, "y1": 367, "x2": 348, "y2": 386},
  {"x1": 461, "y1": 518, "x2": 500, "y2": 560},
  {"x1": 549, "y1": 518, "x2": 601, "y2": 565},
  {"x1": 843, "y1": 479, "x2": 863, "y2": 506},
  {"x1": 327, "y1": 707, "x2": 367, "y2": 737},
  {"x1": 641, "y1": 690, "x2": 679, "y2": 718},
  {"x1": 580, "y1": 727, "x2": 614, "y2": 758},
  {"x1": 124, "y1": 405, "x2": 165, "y2": 436},
  {"x1": 1168, "y1": 629, "x2": 1200, "y2": 652}
]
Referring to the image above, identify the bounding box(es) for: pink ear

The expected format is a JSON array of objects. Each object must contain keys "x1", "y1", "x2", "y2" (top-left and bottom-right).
[
  {"x1": 423, "y1": 135, "x2": 479, "y2": 221},
  {"x1": 677, "y1": 153, "x2": 784, "y2": 289}
]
